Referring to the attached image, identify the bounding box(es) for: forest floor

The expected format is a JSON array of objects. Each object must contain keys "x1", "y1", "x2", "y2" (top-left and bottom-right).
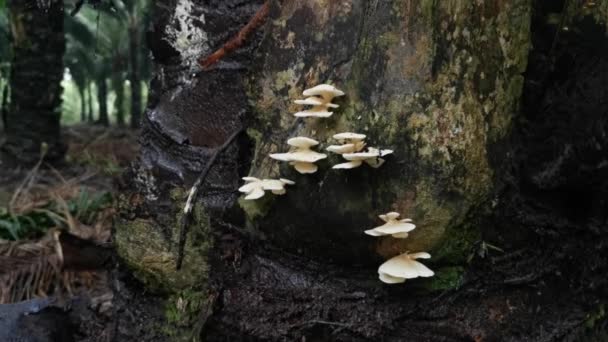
[{"x1": 0, "y1": 124, "x2": 138, "y2": 340}]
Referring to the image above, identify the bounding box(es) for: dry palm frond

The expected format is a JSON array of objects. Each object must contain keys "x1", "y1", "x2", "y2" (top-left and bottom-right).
[
  {"x1": 0, "y1": 228, "x2": 112, "y2": 304},
  {"x1": 0, "y1": 229, "x2": 64, "y2": 303}
]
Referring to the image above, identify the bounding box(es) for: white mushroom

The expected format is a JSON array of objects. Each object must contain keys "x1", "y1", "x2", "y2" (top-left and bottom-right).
[
  {"x1": 378, "y1": 252, "x2": 434, "y2": 284},
  {"x1": 302, "y1": 84, "x2": 345, "y2": 99},
  {"x1": 294, "y1": 84, "x2": 345, "y2": 118},
  {"x1": 333, "y1": 132, "x2": 366, "y2": 141},
  {"x1": 269, "y1": 137, "x2": 327, "y2": 174},
  {"x1": 326, "y1": 132, "x2": 367, "y2": 155},
  {"x1": 269, "y1": 178, "x2": 296, "y2": 195},
  {"x1": 364, "y1": 212, "x2": 415, "y2": 238},
  {"x1": 333, "y1": 147, "x2": 393, "y2": 169},
  {"x1": 238, "y1": 177, "x2": 295, "y2": 200}
]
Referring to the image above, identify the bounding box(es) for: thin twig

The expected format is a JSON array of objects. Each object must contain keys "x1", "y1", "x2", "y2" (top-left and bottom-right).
[
  {"x1": 176, "y1": 128, "x2": 244, "y2": 269},
  {"x1": 198, "y1": 1, "x2": 270, "y2": 70},
  {"x1": 9, "y1": 148, "x2": 47, "y2": 213},
  {"x1": 70, "y1": 0, "x2": 86, "y2": 16}
]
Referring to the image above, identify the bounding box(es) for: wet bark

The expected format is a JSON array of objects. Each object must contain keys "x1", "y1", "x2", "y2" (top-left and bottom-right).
[
  {"x1": 1, "y1": 0, "x2": 65, "y2": 166},
  {"x1": 110, "y1": 1, "x2": 608, "y2": 341}
]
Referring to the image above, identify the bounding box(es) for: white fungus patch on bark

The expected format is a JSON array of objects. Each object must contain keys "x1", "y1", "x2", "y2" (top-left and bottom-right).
[{"x1": 165, "y1": 0, "x2": 210, "y2": 67}]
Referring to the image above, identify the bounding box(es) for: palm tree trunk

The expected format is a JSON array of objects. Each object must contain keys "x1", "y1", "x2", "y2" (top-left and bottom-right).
[
  {"x1": 1, "y1": 83, "x2": 8, "y2": 131},
  {"x1": 112, "y1": 76, "x2": 125, "y2": 127},
  {"x1": 87, "y1": 82, "x2": 94, "y2": 122},
  {"x1": 79, "y1": 85, "x2": 86, "y2": 122},
  {"x1": 97, "y1": 77, "x2": 109, "y2": 126},
  {"x1": 128, "y1": 26, "x2": 142, "y2": 129},
  {"x1": 1, "y1": 0, "x2": 65, "y2": 165}
]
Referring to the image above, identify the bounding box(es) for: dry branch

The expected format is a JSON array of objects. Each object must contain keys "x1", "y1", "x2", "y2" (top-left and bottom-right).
[
  {"x1": 176, "y1": 128, "x2": 244, "y2": 269},
  {"x1": 198, "y1": 1, "x2": 270, "y2": 69}
]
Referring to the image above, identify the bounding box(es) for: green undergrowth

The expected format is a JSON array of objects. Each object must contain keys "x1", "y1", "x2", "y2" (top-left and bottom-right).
[{"x1": 0, "y1": 189, "x2": 112, "y2": 240}]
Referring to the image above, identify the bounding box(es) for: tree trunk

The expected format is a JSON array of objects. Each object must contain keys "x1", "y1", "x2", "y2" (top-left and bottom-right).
[
  {"x1": 1, "y1": 0, "x2": 65, "y2": 165},
  {"x1": 97, "y1": 77, "x2": 109, "y2": 126},
  {"x1": 87, "y1": 82, "x2": 94, "y2": 123},
  {"x1": 0, "y1": 82, "x2": 8, "y2": 131},
  {"x1": 112, "y1": 1, "x2": 608, "y2": 341},
  {"x1": 128, "y1": 26, "x2": 142, "y2": 129},
  {"x1": 113, "y1": 76, "x2": 125, "y2": 127},
  {"x1": 78, "y1": 85, "x2": 86, "y2": 123}
]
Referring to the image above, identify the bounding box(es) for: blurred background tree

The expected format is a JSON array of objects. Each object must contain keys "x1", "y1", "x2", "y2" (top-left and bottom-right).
[
  {"x1": 0, "y1": 0, "x2": 151, "y2": 166},
  {"x1": 62, "y1": 0, "x2": 151, "y2": 127},
  {"x1": 1, "y1": 0, "x2": 66, "y2": 165}
]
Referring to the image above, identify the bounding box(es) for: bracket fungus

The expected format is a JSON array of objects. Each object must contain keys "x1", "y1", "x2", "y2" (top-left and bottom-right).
[
  {"x1": 378, "y1": 252, "x2": 435, "y2": 284},
  {"x1": 364, "y1": 212, "x2": 415, "y2": 238},
  {"x1": 269, "y1": 137, "x2": 327, "y2": 174},
  {"x1": 293, "y1": 84, "x2": 345, "y2": 118},
  {"x1": 333, "y1": 147, "x2": 393, "y2": 169},
  {"x1": 239, "y1": 177, "x2": 295, "y2": 200},
  {"x1": 326, "y1": 132, "x2": 367, "y2": 154}
]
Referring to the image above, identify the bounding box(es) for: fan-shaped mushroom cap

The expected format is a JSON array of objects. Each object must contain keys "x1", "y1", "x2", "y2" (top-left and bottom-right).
[
  {"x1": 333, "y1": 132, "x2": 366, "y2": 141},
  {"x1": 239, "y1": 178, "x2": 266, "y2": 200},
  {"x1": 270, "y1": 151, "x2": 326, "y2": 163},
  {"x1": 378, "y1": 252, "x2": 434, "y2": 284},
  {"x1": 380, "y1": 212, "x2": 401, "y2": 221},
  {"x1": 379, "y1": 272, "x2": 406, "y2": 284},
  {"x1": 294, "y1": 109, "x2": 334, "y2": 118},
  {"x1": 342, "y1": 151, "x2": 381, "y2": 161},
  {"x1": 260, "y1": 179, "x2": 286, "y2": 191},
  {"x1": 238, "y1": 182, "x2": 258, "y2": 193},
  {"x1": 271, "y1": 137, "x2": 326, "y2": 174},
  {"x1": 365, "y1": 211, "x2": 416, "y2": 238},
  {"x1": 244, "y1": 187, "x2": 265, "y2": 200},
  {"x1": 287, "y1": 137, "x2": 319, "y2": 148},
  {"x1": 266, "y1": 178, "x2": 294, "y2": 195},
  {"x1": 239, "y1": 177, "x2": 295, "y2": 200},
  {"x1": 327, "y1": 144, "x2": 357, "y2": 154},
  {"x1": 332, "y1": 160, "x2": 363, "y2": 169},
  {"x1": 291, "y1": 161, "x2": 318, "y2": 174},
  {"x1": 333, "y1": 145, "x2": 393, "y2": 169},
  {"x1": 302, "y1": 84, "x2": 345, "y2": 99},
  {"x1": 294, "y1": 97, "x2": 324, "y2": 106},
  {"x1": 372, "y1": 222, "x2": 416, "y2": 235}
]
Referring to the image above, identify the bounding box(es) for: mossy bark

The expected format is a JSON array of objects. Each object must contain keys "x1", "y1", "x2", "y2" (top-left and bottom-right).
[
  {"x1": 113, "y1": 1, "x2": 608, "y2": 341},
  {"x1": 244, "y1": 0, "x2": 531, "y2": 264}
]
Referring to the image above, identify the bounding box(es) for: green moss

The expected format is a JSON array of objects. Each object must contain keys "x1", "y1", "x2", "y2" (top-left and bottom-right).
[
  {"x1": 585, "y1": 304, "x2": 607, "y2": 329},
  {"x1": 162, "y1": 289, "x2": 208, "y2": 341},
  {"x1": 431, "y1": 220, "x2": 479, "y2": 265},
  {"x1": 115, "y1": 199, "x2": 212, "y2": 292},
  {"x1": 422, "y1": 266, "x2": 465, "y2": 291},
  {"x1": 238, "y1": 193, "x2": 276, "y2": 222}
]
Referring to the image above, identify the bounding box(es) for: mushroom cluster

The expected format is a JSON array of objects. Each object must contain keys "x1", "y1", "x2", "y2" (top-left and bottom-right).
[
  {"x1": 364, "y1": 210, "x2": 434, "y2": 284},
  {"x1": 334, "y1": 147, "x2": 393, "y2": 169},
  {"x1": 378, "y1": 252, "x2": 435, "y2": 284},
  {"x1": 327, "y1": 132, "x2": 393, "y2": 169},
  {"x1": 239, "y1": 177, "x2": 295, "y2": 200},
  {"x1": 293, "y1": 84, "x2": 345, "y2": 118},
  {"x1": 364, "y1": 212, "x2": 415, "y2": 238},
  {"x1": 326, "y1": 132, "x2": 367, "y2": 154},
  {"x1": 269, "y1": 137, "x2": 327, "y2": 174}
]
